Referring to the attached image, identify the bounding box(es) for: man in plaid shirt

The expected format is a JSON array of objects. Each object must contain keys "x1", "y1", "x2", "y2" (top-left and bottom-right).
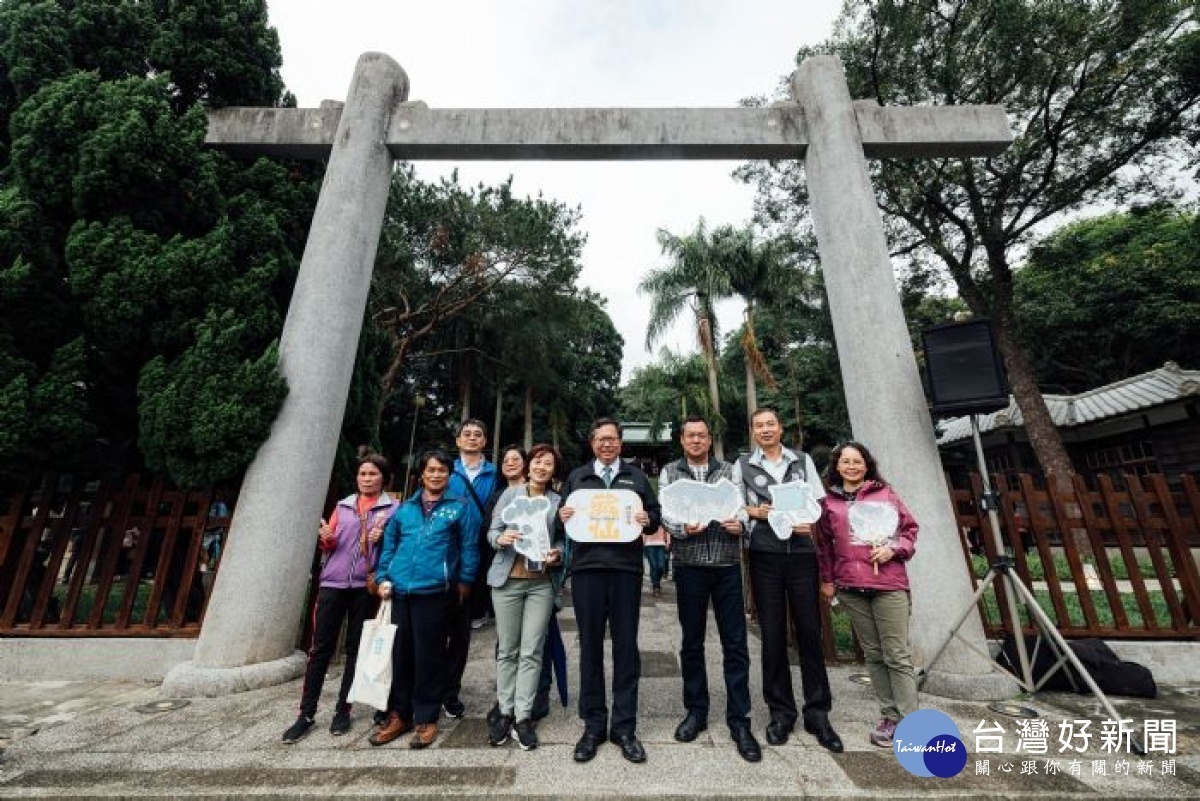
[{"x1": 659, "y1": 414, "x2": 760, "y2": 763}]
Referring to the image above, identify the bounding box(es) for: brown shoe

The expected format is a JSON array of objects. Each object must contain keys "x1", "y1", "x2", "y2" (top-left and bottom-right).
[
  {"x1": 368, "y1": 712, "x2": 413, "y2": 746},
  {"x1": 409, "y1": 723, "x2": 438, "y2": 749}
]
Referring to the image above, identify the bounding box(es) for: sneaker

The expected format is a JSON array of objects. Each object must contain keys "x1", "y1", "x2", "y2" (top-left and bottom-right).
[
  {"x1": 410, "y1": 722, "x2": 438, "y2": 749},
  {"x1": 443, "y1": 698, "x2": 466, "y2": 719},
  {"x1": 329, "y1": 707, "x2": 351, "y2": 736},
  {"x1": 869, "y1": 718, "x2": 897, "y2": 748},
  {"x1": 486, "y1": 701, "x2": 502, "y2": 727},
  {"x1": 513, "y1": 718, "x2": 538, "y2": 751},
  {"x1": 489, "y1": 711, "x2": 514, "y2": 746},
  {"x1": 470, "y1": 616, "x2": 494, "y2": 630},
  {"x1": 281, "y1": 715, "x2": 314, "y2": 744}
]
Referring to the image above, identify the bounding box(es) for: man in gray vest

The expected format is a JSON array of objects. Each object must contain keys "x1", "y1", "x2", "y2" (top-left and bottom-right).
[
  {"x1": 733, "y1": 408, "x2": 843, "y2": 753},
  {"x1": 660, "y1": 414, "x2": 760, "y2": 762}
]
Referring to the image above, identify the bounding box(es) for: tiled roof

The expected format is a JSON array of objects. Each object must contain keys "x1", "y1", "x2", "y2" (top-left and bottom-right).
[{"x1": 936, "y1": 362, "x2": 1200, "y2": 445}]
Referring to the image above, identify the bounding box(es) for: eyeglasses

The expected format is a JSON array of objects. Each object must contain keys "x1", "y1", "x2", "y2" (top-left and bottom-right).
[{"x1": 593, "y1": 436, "x2": 621, "y2": 444}]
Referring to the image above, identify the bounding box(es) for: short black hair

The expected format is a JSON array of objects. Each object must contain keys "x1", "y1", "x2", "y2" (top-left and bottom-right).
[
  {"x1": 456, "y1": 418, "x2": 489, "y2": 438},
  {"x1": 417, "y1": 449, "x2": 455, "y2": 476},
  {"x1": 590, "y1": 417, "x2": 623, "y2": 439}
]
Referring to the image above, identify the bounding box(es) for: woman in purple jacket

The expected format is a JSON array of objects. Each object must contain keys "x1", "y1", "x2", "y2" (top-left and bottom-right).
[
  {"x1": 815, "y1": 442, "x2": 919, "y2": 749},
  {"x1": 282, "y1": 453, "x2": 397, "y2": 744}
]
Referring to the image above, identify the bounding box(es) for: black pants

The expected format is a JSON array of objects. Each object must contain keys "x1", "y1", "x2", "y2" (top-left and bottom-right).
[
  {"x1": 442, "y1": 593, "x2": 472, "y2": 704},
  {"x1": 299, "y1": 586, "x2": 376, "y2": 718},
  {"x1": 748, "y1": 550, "x2": 832, "y2": 727},
  {"x1": 675, "y1": 563, "x2": 751, "y2": 729},
  {"x1": 388, "y1": 591, "x2": 452, "y2": 724},
  {"x1": 572, "y1": 570, "x2": 642, "y2": 737}
]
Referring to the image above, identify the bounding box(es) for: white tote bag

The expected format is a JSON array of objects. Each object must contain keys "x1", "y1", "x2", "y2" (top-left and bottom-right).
[{"x1": 347, "y1": 599, "x2": 395, "y2": 710}]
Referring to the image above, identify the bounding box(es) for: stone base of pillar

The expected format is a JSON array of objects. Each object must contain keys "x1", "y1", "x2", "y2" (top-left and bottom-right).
[
  {"x1": 921, "y1": 666, "x2": 1019, "y2": 701},
  {"x1": 161, "y1": 651, "x2": 306, "y2": 698}
]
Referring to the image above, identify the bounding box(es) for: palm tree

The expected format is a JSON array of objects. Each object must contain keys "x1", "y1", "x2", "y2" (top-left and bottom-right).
[{"x1": 639, "y1": 219, "x2": 733, "y2": 459}]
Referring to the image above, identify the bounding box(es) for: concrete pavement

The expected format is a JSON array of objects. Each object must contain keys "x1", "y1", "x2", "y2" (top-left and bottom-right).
[{"x1": 2, "y1": 574, "x2": 1198, "y2": 799}]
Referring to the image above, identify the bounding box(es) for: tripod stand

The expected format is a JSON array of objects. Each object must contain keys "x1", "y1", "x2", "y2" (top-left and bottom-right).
[{"x1": 922, "y1": 415, "x2": 1143, "y2": 753}]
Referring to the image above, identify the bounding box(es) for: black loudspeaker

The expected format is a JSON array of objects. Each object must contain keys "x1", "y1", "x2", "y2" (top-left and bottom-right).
[{"x1": 921, "y1": 319, "x2": 1010, "y2": 415}]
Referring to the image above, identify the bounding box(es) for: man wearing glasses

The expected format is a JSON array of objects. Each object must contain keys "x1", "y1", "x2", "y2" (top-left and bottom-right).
[{"x1": 558, "y1": 418, "x2": 661, "y2": 764}]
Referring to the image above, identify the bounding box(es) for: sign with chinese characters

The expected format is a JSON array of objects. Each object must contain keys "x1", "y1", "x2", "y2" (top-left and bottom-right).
[
  {"x1": 766, "y1": 480, "x2": 821, "y2": 539},
  {"x1": 659, "y1": 478, "x2": 742, "y2": 526},
  {"x1": 500, "y1": 495, "x2": 553, "y2": 563},
  {"x1": 564, "y1": 489, "x2": 643, "y2": 543}
]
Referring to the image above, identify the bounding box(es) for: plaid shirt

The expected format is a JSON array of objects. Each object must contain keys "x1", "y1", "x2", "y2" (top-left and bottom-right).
[{"x1": 659, "y1": 458, "x2": 743, "y2": 567}]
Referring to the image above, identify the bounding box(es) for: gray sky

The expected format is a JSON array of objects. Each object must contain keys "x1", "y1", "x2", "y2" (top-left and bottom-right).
[{"x1": 267, "y1": 0, "x2": 841, "y2": 379}]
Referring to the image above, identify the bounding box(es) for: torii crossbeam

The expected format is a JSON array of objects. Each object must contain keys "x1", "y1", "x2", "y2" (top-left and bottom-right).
[{"x1": 163, "y1": 52, "x2": 1016, "y2": 702}]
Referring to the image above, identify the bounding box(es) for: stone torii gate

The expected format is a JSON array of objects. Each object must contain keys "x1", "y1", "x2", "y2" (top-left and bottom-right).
[{"x1": 163, "y1": 53, "x2": 1016, "y2": 700}]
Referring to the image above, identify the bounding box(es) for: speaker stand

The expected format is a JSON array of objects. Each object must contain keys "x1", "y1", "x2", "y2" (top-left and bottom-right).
[{"x1": 920, "y1": 415, "x2": 1144, "y2": 754}]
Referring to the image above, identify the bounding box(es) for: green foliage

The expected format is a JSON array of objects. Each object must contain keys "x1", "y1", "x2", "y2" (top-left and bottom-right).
[
  {"x1": 0, "y1": 0, "x2": 310, "y2": 486},
  {"x1": 138, "y1": 310, "x2": 287, "y2": 487},
  {"x1": 740, "y1": 0, "x2": 1200, "y2": 477},
  {"x1": 1015, "y1": 205, "x2": 1200, "y2": 391}
]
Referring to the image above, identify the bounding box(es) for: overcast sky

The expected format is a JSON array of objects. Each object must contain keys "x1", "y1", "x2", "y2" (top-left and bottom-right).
[{"x1": 267, "y1": 0, "x2": 842, "y2": 380}]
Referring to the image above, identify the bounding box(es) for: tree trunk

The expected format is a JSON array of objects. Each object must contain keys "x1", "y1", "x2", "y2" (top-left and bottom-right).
[
  {"x1": 705, "y1": 354, "x2": 725, "y2": 461},
  {"x1": 492, "y1": 388, "x2": 503, "y2": 463},
  {"x1": 744, "y1": 356, "x2": 758, "y2": 444},
  {"x1": 459, "y1": 366, "x2": 472, "y2": 421},
  {"x1": 523, "y1": 384, "x2": 534, "y2": 450}
]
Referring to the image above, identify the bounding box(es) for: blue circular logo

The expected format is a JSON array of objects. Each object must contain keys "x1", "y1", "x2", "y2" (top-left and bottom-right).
[{"x1": 892, "y1": 709, "x2": 968, "y2": 778}]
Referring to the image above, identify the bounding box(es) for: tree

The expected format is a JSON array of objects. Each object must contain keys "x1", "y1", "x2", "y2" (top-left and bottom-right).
[
  {"x1": 639, "y1": 219, "x2": 733, "y2": 459},
  {"x1": 741, "y1": 0, "x2": 1200, "y2": 480},
  {"x1": 0, "y1": 0, "x2": 313, "y2": 485},
  {"x1": 1015, "y1": 204, "x2": 1200, "y2": 391}
]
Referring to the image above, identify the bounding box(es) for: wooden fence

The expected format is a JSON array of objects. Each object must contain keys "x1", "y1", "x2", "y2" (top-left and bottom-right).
[
  {"x1": 3, "y1": 471, "x2": 1197, "y2": 644},
  {"x1": 948, "y1": 472, "x2": 1200, "y2": 639},
  {"x1": 0, "y1": 474, "x2": 231, "y2": 636}
]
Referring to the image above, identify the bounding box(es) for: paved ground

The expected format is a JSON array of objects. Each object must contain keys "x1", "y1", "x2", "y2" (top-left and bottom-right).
[{"x1": 1, "y1": 575, "x2": 1198, "y2": 799}]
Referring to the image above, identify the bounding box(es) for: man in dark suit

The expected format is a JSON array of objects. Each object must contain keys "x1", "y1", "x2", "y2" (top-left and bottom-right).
[{"x1": 558, "y1": 418, "x2": 661, "y2": 764}]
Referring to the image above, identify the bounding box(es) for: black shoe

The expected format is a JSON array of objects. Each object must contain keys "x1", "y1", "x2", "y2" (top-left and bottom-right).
[
  {"x1": 804, "y1": 719, "x2": 844, "y2": 753},
  {"x1": 513, "y1": 718, "x2": 538, "y2": 751},
  {"x1": 765, "y1": 718, "x2": 792, "y2": 746},
  {"x1": 329, "y1": 708, "x2": 351, "y2": 736},
  {"x1": 372, "y1": 709, "x2": 388, "y2": 727},
  {"x1": 488, "y1": 711, "x2": 514, "y2": 746},
  {"x1": 281, "y1": 715, "x2": 314, "y2": 744},
  {"x1": 573, "y1": 731, "x2": 603, "y2": 763},
  {"x1": 530, "y1": 691, "x2": 550, "y2": 721},
  {"x1": 443, "y1": 698, "x2": 466, "y2": 719},
  {"x1": 610, "y1": 732, "x2": 647, "y2": 763},
  {"x1": 486, "y1": 701, "x2": 502, "y2": 728},
  {"x1": 731, "y1": 725, "x2": 762, "y2": 762},
  {"x1": 673, "y1": 712, "x2": 707, "y2": 743}
]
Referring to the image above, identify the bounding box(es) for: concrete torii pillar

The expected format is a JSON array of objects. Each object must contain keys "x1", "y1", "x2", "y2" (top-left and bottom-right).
[{"x1": 164, "y1": 52, "x2": 1014, "y2": 700}]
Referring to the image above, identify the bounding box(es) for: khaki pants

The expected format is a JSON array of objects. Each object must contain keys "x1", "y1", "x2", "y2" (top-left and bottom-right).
[
  {"x1": 493, "y1": 577, "x2": 554, "y2": 720},
  {"x1": 838, "y1": 589, "x2": 919, "y2": 722}
]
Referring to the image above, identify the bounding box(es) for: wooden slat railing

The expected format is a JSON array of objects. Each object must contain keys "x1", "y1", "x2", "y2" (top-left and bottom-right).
[{"x1": 950, "y1": 472, "x2": 1199, "y2": 640}]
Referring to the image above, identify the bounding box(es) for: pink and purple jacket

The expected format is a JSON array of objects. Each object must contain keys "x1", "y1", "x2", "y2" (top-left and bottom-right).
[
  {"x1": 318, "y1": 492, "x2": 398, "y2": 589},
  {"x1": 815, "y1": 481, "x2": 918, "y2": 592}
]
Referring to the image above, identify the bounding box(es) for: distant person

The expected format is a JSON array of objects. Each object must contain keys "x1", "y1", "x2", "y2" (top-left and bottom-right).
[
  {"x1": 282, "y1": 454, "x2": 396, "y2": 744},
  {"x1": 734, "y1": 408, "x2": 843, "y2": 753},
  {"x1": 643, "y1": 526, "x2": 668, "y2": 597},
  {"x1": 486, "y1": 444, "x2": 565, "y2": 751},
  {"x1": 659, "y1": 414, "x2": 760, "y2": 762},
  {"x1": 443, "y1": 419, "x2": 498, "y2": 719},
  {"x1": 558, "y1": 418, "x2": 661, "y2": 764},
  {"x1": 371, "y1": 450, "x2": 477, "y2": 749},
  {"x1": 816, "y1": 441, "x2": 919, "y2": 748}
]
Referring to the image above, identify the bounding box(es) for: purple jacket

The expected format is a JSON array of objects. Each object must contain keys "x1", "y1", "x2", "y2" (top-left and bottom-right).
[
  {"x1": 815, "y1": 481, "x2": 918, "y2": 592},
  {"x1": 319, "y1": 492, "x2": 398, "y2": 589}
]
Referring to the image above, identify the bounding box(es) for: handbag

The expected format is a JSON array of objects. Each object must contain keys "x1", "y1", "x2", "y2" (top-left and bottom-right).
[{"x1": 346, "y1": 599, "x2": 396, "y2": 710}]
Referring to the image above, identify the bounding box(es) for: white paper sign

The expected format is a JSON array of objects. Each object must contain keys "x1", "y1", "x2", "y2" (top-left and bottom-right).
[
  {"x1": 564, "y1": 489, "x2": 644, "y2": 544},
  {"x1": 767, "y1": 480, "x2": 822, "y2": 539},
  {"x1": 849, "y1": 501, "x2": 900, "y2": 548},
  {"x1": 659, "y1": 478, "x2": 742, "y2": 526},
  {"x1": 500, "y1": 495, "x2": 553, "y2": 562}
]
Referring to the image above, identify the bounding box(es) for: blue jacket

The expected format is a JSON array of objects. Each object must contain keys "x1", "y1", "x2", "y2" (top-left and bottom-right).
[
  {"x1": 448, "y1": 458, "x2": 498, "y2": 542},
  {"x1": 376, "y1": 491, "x2": 479, "y2": 595}
]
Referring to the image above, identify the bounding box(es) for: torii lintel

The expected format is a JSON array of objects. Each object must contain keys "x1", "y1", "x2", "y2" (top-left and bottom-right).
[{"x1": 205, "y1": 101, "x2": 1011, "y2": 161}]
